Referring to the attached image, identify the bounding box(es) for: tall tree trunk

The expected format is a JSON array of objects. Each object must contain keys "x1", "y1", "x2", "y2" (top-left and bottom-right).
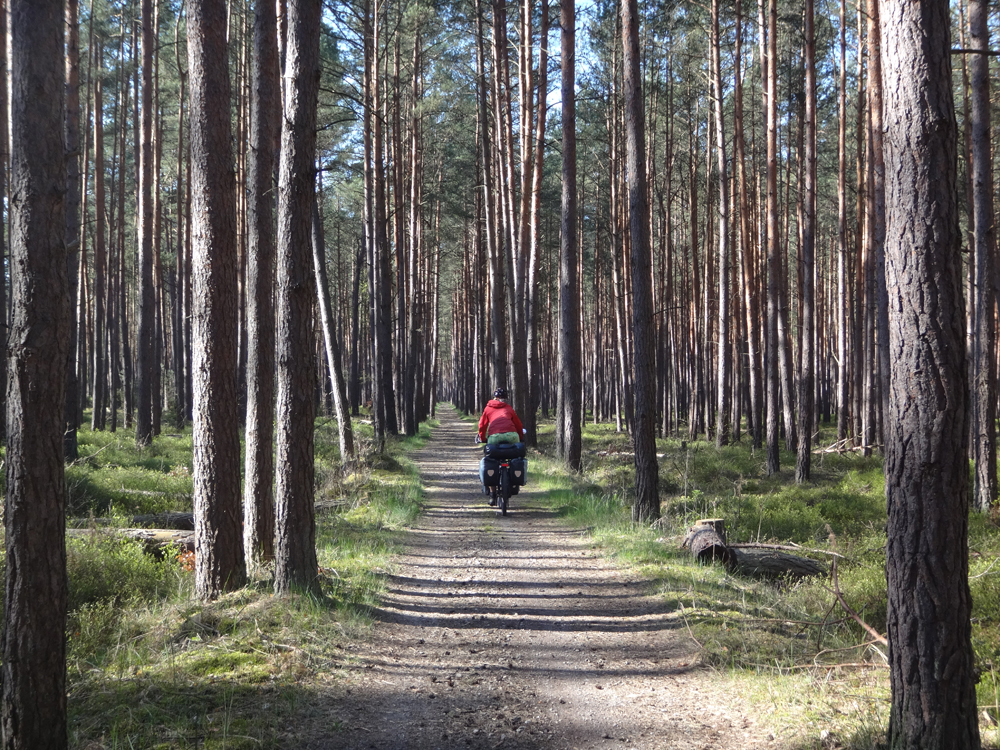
[
  {"x1": 172, "y1": 16, "x2": 187, "y2": 428},
  {"x1": 3, "y1": 2, "x2": 69, "y2": 745},
  {"x1": 881, "y1": 1, "x2": 981, "y2": 746},
  {"x1": 361, "y1": 0, "x2": 378, "y2": 439},
  {"x1": 558, "y1": 0, "x2": 581, "y2": 470},
  {"x1": 274, "y1": 0, "x2": 321, "y2": 596},
  {"x1": 622, "y1": 0, "x2": 658, "y2": 519},
  {"x1": 474, "y1": 0, "x2": 505, "y2": 394},
  {"x1": 403, "y1": 26, "x2": 422, "y2": 437},
  {"x1": 136, "y1": 0, "x2": 155, "y2": 446},
  {"x1": 796, "y1": 0, "x2": 816, "y2": 482},
  {"x1": 188, "y1": 0, "x2": 247, "y2": 600},
  {"x1": 836, "y1": 0, "x2": 848, "y2": 447},
  {"x1": 391, "y1": 34, "x2": 406, "y2": 432},
  {"x1": 765, "y1": 0, "x2": 780, "y2": 475},
  {"x1": 152, "y1": 1, "x2": 163, "y2": 436},
  {"x1": 77, "y1": 3, "x2": 93, "y2": 430},
  {"x1": 969, "y1": 0, "x2": 996, "y2": 512},
  {"x1": 869, "y1": 2, "x2": 888, "y2": 453},
  {"x1": 64, "y1": 0, "x2": 81, "y2": 460},
  {"x1": 734, "y1": 0, "x2": 759, "y2": 450},
  {"x1": 711, "y1": 0, "x2": 730, "y2": 449},
  {"x1": 243, "y1": 0, "x2": 279, "y2": 567},
  {"x1": 525, "y1": 0, "x2": 549, "y2": 445},
  {"x1": 370, "y1": 0, "x2": 396, "y2": 443}
]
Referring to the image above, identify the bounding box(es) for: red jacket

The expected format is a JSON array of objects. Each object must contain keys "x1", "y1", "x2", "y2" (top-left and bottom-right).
[{"x1": 478, "y1": 399, "x2": 524, "y2": 442}]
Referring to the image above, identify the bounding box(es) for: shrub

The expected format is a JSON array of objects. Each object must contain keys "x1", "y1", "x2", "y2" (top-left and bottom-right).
[{"x1": 67, "y1": 532, "x2": 183, "y2": 612}]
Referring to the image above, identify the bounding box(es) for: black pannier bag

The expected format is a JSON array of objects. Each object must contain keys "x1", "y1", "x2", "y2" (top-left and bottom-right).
[
  {"x1": 483, "y1": 441, "x2": 526, "y2": 459},
  {"x1": 480, "y1": 456, "x2": 501, "y2": 486},
  {"x1": 510, "y1": 457, "x2": 528, "y2": 486}
]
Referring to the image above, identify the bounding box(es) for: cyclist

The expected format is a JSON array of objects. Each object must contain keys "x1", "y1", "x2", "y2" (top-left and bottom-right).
[
  {"x1": 477, "y1": 388, "x2": 526, "y2": 505},
  {"x1": 477, "y1": 387, "x2": 525, "y2": 445}
]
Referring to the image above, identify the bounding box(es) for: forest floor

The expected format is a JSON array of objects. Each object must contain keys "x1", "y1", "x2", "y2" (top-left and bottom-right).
[{"x1": 301, "y1": 405, "x2": 772, "y2": 750}]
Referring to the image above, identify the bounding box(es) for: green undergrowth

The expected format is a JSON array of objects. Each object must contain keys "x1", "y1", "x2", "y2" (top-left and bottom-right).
[
  {"x1": 54, "y1": 411, "x2": 433, "y2": 748},
  {"x1": 528, "y1": 415, "x2": 1000, "y2": 749}
]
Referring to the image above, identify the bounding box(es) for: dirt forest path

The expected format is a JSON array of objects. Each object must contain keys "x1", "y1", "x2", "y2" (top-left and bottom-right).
[{"x1": 310, "y1": 406, "x2": 771, "y2": 750}]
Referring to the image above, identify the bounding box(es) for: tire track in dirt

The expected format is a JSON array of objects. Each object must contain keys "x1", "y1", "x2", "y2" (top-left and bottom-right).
[{"x1": 308, "y1": 405, "x2": 769, "y2": 749}]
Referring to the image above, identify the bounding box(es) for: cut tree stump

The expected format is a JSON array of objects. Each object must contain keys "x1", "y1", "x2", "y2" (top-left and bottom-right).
[
  {"x1": 680, "y1": 518, "x2": 826, "y2": 578},
  {"x1": 682, "y1": 519, "x2": 732, "y2": 565}
]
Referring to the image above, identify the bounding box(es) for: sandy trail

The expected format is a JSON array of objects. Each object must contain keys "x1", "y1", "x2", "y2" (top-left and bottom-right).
[{"x1": 308, "y1": 405, "x2": 769, "y2": 750}]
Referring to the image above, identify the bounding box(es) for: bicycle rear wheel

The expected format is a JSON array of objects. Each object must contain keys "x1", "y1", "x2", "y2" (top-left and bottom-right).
[{"x1": 499, "y1": 466, "x2": 511, "y2": 516}]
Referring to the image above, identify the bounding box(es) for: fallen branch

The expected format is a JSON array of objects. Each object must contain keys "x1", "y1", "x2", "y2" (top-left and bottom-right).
[
  {"x1": 812, "y1": 438, "x2": 881, "y2": 455},
  {"x1": 729, "y1": 542, "x2": 846, "y2": 560},
  {"x1": 825, "y1": 529, "x2": 888, "y2": 647},
  {"x1": 678, "y1": 603, "x2": 704, "y2": 651},
  {"x1": 814, "y1": 638, "x2": 887, "y2": 660},
  {"x1": 782, "y1": 662, "x2": 889, "y2": 672}
]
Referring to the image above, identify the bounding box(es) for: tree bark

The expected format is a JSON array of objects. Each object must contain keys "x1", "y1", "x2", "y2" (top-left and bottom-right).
[
  {"x1": 0, "y1": 0, "x2": 8, "y2": 444},
  {"x1": 274, "y1": 0, "x2": 321, "y2": 596},
  {"x1": 3, "y1": 1, "x2": 69, "y2": 745},
  {"x1": 187, "y1": 0, "x2": 247, "y2": 599},
  {"x1": 881, "y1": 1, "x2": 981, "y2": 746}
]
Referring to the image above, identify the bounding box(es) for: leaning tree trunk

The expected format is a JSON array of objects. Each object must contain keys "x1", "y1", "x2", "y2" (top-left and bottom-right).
[
  {"x1": 187, "y1": 0, "x2": 247, "y2": 600},
  {"x1": 3, "y1": 1, "x2": 70, "y2": 746},
  {"x1": 311, "y1": 193, "x2": 355, "y2": 463},
  {"x1": 881, "y1": 1, "x2": 981, "y2": 747}
]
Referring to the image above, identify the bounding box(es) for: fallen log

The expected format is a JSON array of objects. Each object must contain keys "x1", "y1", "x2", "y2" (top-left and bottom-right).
[
  {"x1": 681, "y1": 518, "x2": 826, "y2": 578},
  {"x1": 731, "y1": 548, "x2": 826, "y2": 578},
  {"x1": 67, "y1": 527, "x2": 194, "y2": 554},
  {"x1": 69, "y1": 512, "x2": 194, "y2": 530}
]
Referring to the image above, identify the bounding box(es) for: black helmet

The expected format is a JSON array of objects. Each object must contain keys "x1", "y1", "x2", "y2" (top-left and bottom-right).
[{"x1": 493, "y1": 387, "x2": 508, "y2": 401}]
